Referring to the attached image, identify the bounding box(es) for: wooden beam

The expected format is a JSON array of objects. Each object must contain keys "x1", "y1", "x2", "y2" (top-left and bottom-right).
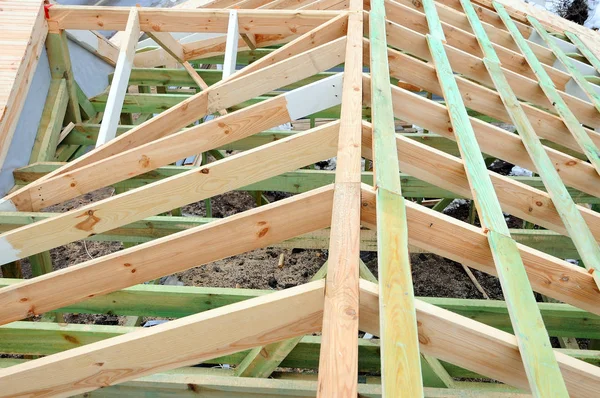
[
  {"x1": 368, "y1": 0, "x2": 422, "y2": 394},
  {"x1": 374, "y1": 36, "x2": 600, "y2": 157},
  {"x1": 46, "y1": 6, "x2": 340, "y2": 34},
  {"x1": 0, "y1": 38, "x2": 346, "y2": 212},
  {"x1": 0, "y1": 2, "x2": 47, "y2": 173},
  {"x1": 0, "y1": 280, "x2": 327, "y2": 397},
  {"x1": 65, "y1": 30, "x2": 119, "y2": 66},
  {"x1": 0, "y1": 185, "x2": 334, "y2": 326},
  {"x1": 317, "y1": 0, "x2": 362, "y2": 395},
  {"x1": 360, "y1": 185, "x2": 600, "y2": 317},
  {"x1": 376, "y1": 13, "x2": 600, "y2": 130},
  {"x1": 96, "y1": 8, "x2": 139, "y2": 147},
  {"x1": 359, "y1": 280, "x2": 600, "y2": 398},
  {"x1": 0, "y1": 120, "x2": 340, "y2": 263}
]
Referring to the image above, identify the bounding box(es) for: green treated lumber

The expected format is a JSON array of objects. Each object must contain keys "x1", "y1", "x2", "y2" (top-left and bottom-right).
[
  {"x1": 121, "y1": 68, "x2": 335, "y2": 90},
  {"x1": 431, "y1": 197, "x2": 454, "y2": 212},
  {"x1": 53, "y1": 144, "x2": 80, "y2": 162},
  {"x1": 370, "y1": 0, "x2": 422, "y2": 393},
  {"x1": 0, "y1": 361, "x2": 532, "y2": 397},
  {"x1": 0, "y1": 278, "x2": 599, "y2": 337},
  {"x1": 359, "y1": 259, "x2": 378, "y2": 283},
  {"x1": 0, "y1": 210, "x2": 582, "y2": 258},
  {"x1": 29, "y1": 79, "x2": 68, "y2": 164},
  {"x1": 529, "y1": 17, "x2": 600, "y2": 111},
  {"x1": 423, "y1": 2, "x2": 569, "y2": 394},
  {"x1": 14, "y1": 162, "x2": 600, "y2": 203},
  {"x1": 75, "y1": 82, "x2": 96, "y2": 120},
  {"x1": 461, "y1": 0, "x2": 600, "y2": 303},
  {"x1": 421, "y1": 354, "x2": 455, "y2": 388},
  {"x1": 45, "y1": 32, "x2": 82, "y2": 124},
  {"x1": 494, "y1": 2, "x2": 600, "y2": 177},
  {"x1": 564, "y1": 31, "x2": 600, "y2": 73},
  {"x1": 0, "y1": 320, "x2": 598, "y2": 385},
  {"x1": 235, "y1": 261, "x2": 328, "y2": 378},
  {"x1": 89, "y1": 93, "x2": 355, "y2": 119},
  {"x1": 0, "y1": 263, "x2": 21, "y2": 279}
]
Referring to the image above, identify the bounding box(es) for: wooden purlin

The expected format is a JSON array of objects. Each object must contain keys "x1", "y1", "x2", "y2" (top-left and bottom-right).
[
  {"x1": 368, "y1": 0, "x2": 422, "y2": 395},
  {"x1": 421, "y1": 0, "x2": 569, "y2": 394}
]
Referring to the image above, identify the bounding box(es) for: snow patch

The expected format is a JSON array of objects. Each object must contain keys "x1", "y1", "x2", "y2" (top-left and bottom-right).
[{"x1": 509, "y1": 166, "x2": 534, "y2": 177}]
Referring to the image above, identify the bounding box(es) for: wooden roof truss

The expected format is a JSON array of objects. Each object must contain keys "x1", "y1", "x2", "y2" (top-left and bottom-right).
[{"x1": 1, "y1": 0, "x2": 600, "y2": 395}]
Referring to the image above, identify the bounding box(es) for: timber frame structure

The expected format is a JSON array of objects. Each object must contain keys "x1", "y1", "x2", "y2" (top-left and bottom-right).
[{"x1": 1, "y1": 0, "x2": 600, "y2": 396}]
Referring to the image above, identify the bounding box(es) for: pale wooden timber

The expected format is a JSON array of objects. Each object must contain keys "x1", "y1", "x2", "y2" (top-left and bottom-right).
[
  {"x1": 494, "y1": 2, "x2": 600, "y2": 178},
  {"x1": 213, "y1": 12, "x2": 347, "y2": 85},
  {"x1": 422, "y1": 0, "x2": 568, "y2": 392},
  {"x1": 0, "y1": 121, "x2": 340, "y2": 263},
  {"x1": 317, "y1": 0, "x2": 362, "y2": 395},
  {"x1": 0, "y1": 0, "x2": 47, "y2": 172},
  {"x1": 374, "y1": 36, "x2": 600, "y2": 157},
  {"x1": 96, "y1": 8, "x2": 140, "y2": 147},
  {"x1": 358, "y1": 279, "x2": 600, "y2": 398},
  {"x1": 1, "y1": 37, "x2": 346, "y2": 211},
  {"x1": 0, "y1": 280, "x2": 327, "y2": 397},
  {"x1": 359, "y1": 114, "x2": 600, "y2": 248},
  {"x1": 382, "y1": 0, "x2": 569, "y2": 88},
  {"x1": 376, "y1": 12, "x2": 600, "y2": 130},
  {"x1": 564, "y1": 31, "x2": 600, "y2": 74},
  {"x1": 46, "y1": 6, "x2": 341, "y2": 34},
  {"x1": 359, "y1": 184, "x2": 600, "y2": 318},
  {"x1": 0, "y1": 185, "x2": 334, "y2": 325},
  {"x1": 368, "y1": 0, "x2": 422, "y2": 394},
  {"x1": 460, "y1": 0, "x2": 600, "y2": 300}
]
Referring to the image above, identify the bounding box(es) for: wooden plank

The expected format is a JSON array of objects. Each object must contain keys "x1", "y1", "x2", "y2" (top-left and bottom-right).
[
  {"x1": 144, "y1": 31, "x2": 186, "y2": 63},
  {"x1": 47, "y1": 6, "x2": 340, "y2": 34},
  {"x1": 96, "y1": 8, "x2": 139, "y2": 147},
  {"x1": 316, "y1": 0, "x2": 362, "y2": 394},
  {"x1": 460, "y1": 0, "x2": 600, "y2": 297},
  {"x1": 493, "y1": 2, "x2": 600, "y2": 177},
  {"x1": 361, "y1": 184, "x2": 600, "y2": 320},
  {"x1": 29, "y1": 79, "x2": 68, "y2": 164},
  {"x1": 0, "y1": 121, "x2": 340, "y2": 263},
  {"x1": 0, "y1": 280, "x2": 327, "y2": 397},
  {"x1": 0, "y1": 185, "x2": 334, "y2": 326},
  {"x1": 1, "y1": 38, "x2": 346, "y2": 212},
  {"x1": 0, "y1": 1, "x2": 46, "y2": 172},
  {"x1": 65, "y1": 30, "x2": 119, "y2": 66},
  {"x1": 359, "y1": 279, "x2": 600, "y2": 398},
  {"x1": 368, "y1": 0, "x2": 422, "y2": 394},
  {"x1": 421, "y1": 1, "x2": 568, "y2": 393}
]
